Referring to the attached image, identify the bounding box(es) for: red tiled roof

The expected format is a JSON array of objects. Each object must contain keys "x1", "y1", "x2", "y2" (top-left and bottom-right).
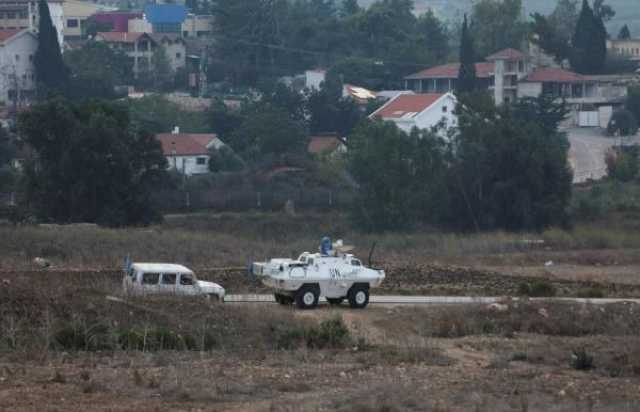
[
  {"x1": 485, "y1": 48, "x2": 526, "y2": 61},
  {"x1": 0, "y1": 29, "x2": 21, "y2": 42},
  {"x1": 96, "y1": 32, "x2": 148, "y2": 44},
  {"x1": 524, "y1": 68, "x2": 590, "y2": 83},
  {"x1": 308, "y1": 135, "x2": 343, "y2": 154},
  {"x1": 373, "y1": 94, "x2": 444, "y2": 119},
  {"x1": 405, "y1": 62, "x2": 494, "y2": 79},
  {"x1": 156, "y1": 133, "x2": 217, "y2": 156}
]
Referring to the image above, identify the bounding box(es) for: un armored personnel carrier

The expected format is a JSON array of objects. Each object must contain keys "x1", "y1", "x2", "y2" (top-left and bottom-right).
[{"x1": 250, "y1": 238, "x2": 385, "y2": 309}]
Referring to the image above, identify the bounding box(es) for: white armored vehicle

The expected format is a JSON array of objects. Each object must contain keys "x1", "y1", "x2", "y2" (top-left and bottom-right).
[{"x1": 250, "y1": 238, "x2": 385, "y2": 309}]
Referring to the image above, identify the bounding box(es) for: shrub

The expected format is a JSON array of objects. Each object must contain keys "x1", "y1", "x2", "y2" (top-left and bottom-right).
[
  {"x1": 570, "y1": 348, "x2": 594, "y2": 370},
  {"x1": 606, "y1": 149, "x2": 639, "y2": 182},
  {"x1": 518, "y1": 280, "x2": 556, "y2": 297},
  {"x1": 576, "y1": 287, "x2": 605, "y2": 298},
  {"x1": 607, "y1": 109, "x2": 639, "y2": 137},
  {"x1": 305, "y1": 316, "x2": 351, "y2": 349}
]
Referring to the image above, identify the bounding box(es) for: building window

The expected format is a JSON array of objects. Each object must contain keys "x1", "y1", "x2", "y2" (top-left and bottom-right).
[
  {"x1": 67, "y1": 19, "x2": 78, "y2": 28},
  {"x1": 14, "y1": 54, "x2": 19, "y2": 62},
  {"x1": 196, "y1": 157, "x2": 206, "y2": 165},
  {"x1": 18, "y1": 11, "x2": 27, "y2": 19},
  {"x1": 28, "y1": 54, "x2": 32, "y2": 61},
  {"x1": 7, "y1": 12, "x2": 16, "y2": 19},
  {"x1": 442, "y1": 105, "x2": 448, "y2": 113},
  {"x1": 175, "y1": 52, "x2": 181, "y2": 59},
  {"x1": 518, "y1": 60, "x2": 524, "y2": 72}
]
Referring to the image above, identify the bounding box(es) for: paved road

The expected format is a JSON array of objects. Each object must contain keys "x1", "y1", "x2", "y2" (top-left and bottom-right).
[
  {"x1": 566, "y1": 127, "x2": 640, "y2": 183},
  {"x1": 224, "y1": 294, "x2": 640, "y2": 305}
]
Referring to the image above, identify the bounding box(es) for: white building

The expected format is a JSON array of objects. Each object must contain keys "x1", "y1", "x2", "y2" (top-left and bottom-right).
[
  {"x1": 0, "y1": 29, "x2": 37, "y2": 106},
  {"x1": 156, "y1": 129, "x2": 224, "y2": 176},
  {"x1": 369, "y1": 92, "x2": 457, "y2": 136},
  {"x1": 0, "y1": 0, "x2": 63, "y2": 48}
]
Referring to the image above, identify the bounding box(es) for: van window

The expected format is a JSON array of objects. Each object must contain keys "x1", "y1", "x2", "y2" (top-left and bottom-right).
[
  {"x1": 142, "y1": 273, "x2": 160, "y2": 284},
  {"x1": 180, "y1": 274, "x2": 193, "y2": 286},
  {"x1": 161, "y1": 273, "x2": 177, "y2": 285}
]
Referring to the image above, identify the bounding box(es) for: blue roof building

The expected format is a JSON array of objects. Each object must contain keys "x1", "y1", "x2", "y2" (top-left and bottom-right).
[{"x1": 144, "y1": 4, "x2": 187, "y2": 33}]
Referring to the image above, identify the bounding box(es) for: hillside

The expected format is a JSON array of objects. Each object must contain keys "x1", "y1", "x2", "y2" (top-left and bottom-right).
[{"x1": 358, "y1": 0, "x2": 640, "y2": 36}]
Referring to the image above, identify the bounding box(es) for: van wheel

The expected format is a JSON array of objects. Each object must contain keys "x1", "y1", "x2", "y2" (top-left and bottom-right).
[
  {"x1": 348, "y1": 286, "x2": 369, "y2": 309},
  {"x1": 295, "y1": 286, "x2": 319, "y2": 309},
  {"x1": 327, "y1": 298, "x2": 344, "y2": 306}
]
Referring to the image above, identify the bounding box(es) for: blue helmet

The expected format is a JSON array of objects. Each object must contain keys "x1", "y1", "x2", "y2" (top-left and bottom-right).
[{"x1": 320, "y1": 236, "x2": 332, "y2": 255}]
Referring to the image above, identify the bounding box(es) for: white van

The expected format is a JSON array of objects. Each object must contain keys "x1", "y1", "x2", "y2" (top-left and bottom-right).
[{"x1": 123, "y1": 262, "x2": 225, "y2": 301}]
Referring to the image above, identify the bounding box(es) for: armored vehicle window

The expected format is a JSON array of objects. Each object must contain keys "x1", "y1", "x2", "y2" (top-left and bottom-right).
[
  {"x1": 299, "y1": 255, "x2": 307, "y2": 263},
  {"x1": 307, "y1": 258, "x2": 314, "y2": 265},
  {"x1": 351, "y1": 259, "x2": 361, "y2": 266},
  {"x1": 161, "y1": 273, "x2": 177, "y2": 285},
  {"x1": 142, "y1": 273, "x2": 160, "y2": 284},
  {"x1": 180, "y1": 274, "x2": 193, "y2": 285}
]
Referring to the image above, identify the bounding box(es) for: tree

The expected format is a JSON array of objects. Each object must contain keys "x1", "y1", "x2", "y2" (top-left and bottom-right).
[
  {"x1": 18, "y1": 99, "x2": 168, "y2": 226},
  {"x1": 306, "y1": 77, "x2": 363, "y2": 137},
  {"x1": 346, "y1": 119, "x2": 449, "y2": 231},
  {"x1": 64, "y1": 41, "x2": 133, "y2": 100},
  {"x1": 0, "y1": 127, "x2": 16, "y2": 193},
  {"x1": 448, "y1": 95, "x2": 573, "y2": 231},
  {"x1": 570, "y1": 0, "x2": 607, "y2": 74},
  {"x1": 457, "y1": 14, "x2": 477, "y2": 94},
  {"x1": 340, "y1": 0, "x2": 360, "y2": 17},
  {"x1": 626, "y1": 86, "x2": 640, "y2": 125},
  {"x1": 34, "y1": 0, "x2": 69, "y2": 98},
  {"x1": 128, "y1": 95, "x2": 209, "y2": 134},
  {"x1": 229, "y1": 105, "x2": 307, "y2": 162},
  {"x1": 606, "y1": 147, "x2": 639, "y2": 182},
  {"x1": 469, "y1": 0, "x2": 528, "y2": 57},
  {"x1": 531, "y1": 0, "x2": 579, "y2": 64},
  {"x1": 416, "y1": 9, "x2": 450, "y2": 63},
  {"x1": 618, "y1": 24, "x2": 631, "y2": 40},
  {"x1": 593, "y1": 0, "x2": 615, "y2": 21},
  {"x1": 607, "y1": 109, "x2": 638, "y2": 137},
  {"x1": 208, "y1": 145, "x2": 245, "y2": 172},
  {"x1": 150, "y1": 46, "x2": 174, "y2": 91}
]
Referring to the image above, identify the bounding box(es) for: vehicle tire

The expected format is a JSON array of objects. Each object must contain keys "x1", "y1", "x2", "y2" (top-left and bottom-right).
[
  {"x1": 327, "y1": 298, "x2": 344, "y2": 306},
  {"x1": 208, "y1": 294, "x2": 222, "y2": 303},
  {"x1": 274, "y1": 293, "x2": 282, "y2": 304},
  {"x1": 295, "y1": 286, "x2": 319, "y2": 309},
  {"x1": 348, "y1": 286, "x2": 369, "y2": 309}
]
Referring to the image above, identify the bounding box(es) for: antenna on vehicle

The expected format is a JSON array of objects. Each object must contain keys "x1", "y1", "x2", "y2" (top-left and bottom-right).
[{"x1": 368, "y1": 241, "x2": 377, "y2": 267}]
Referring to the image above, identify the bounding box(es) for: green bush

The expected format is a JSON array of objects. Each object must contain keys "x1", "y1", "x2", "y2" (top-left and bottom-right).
[
  {"x1": 305, "y1": 316, "x2": 352, "y2": 349},
  {"x1": 606, "y1": 149, "x2": 639, "y2": 183},
  {"x1": 576, "y1": 287, "x2": 605, "y2": 298},
  {"x1": 607, "y1": 109, "x2": 639, "y2": 137},
  {"x1": 570, "y1": 348, "x2": 594, "y2": 370},
  {"x1": 518, "y1": 280, "x2": 556, "y2": 297}
]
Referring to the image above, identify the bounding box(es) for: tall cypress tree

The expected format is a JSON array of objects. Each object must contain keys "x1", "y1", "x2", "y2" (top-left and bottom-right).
[
  {"x1": 570, "y1": 0, "x2": 606, "y2": 74},
  {"x1": 34, "y1": 0, "x2": 69, "y2": 98},
  {"x1": 457, "y1": 14, "x2": 476, "y2": 94},
  {"x1": 618, "y1": 24, "x2": 631, "y2": 40}
]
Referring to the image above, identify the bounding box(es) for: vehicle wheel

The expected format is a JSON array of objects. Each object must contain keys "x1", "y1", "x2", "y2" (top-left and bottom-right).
[
  {"x1": 327, "y1": 298, "x2": 344, "y2": 306},
  {"x1": 274, "y1": 293, "x2": 282, "y2": 304},
  {"x1": 295, "y1": 286, "x2": 319, "y2": 309},
  {"x1": 208, "y1": 294, "x2": 222, "y2": 303},
  {"x1": 348, "y1": 286, "x2": 369, "y2": 309}
]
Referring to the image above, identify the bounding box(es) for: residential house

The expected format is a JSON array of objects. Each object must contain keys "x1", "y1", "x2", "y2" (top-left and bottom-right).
[
  {"x1": 144, "y1": 4, "x2": 186, "y2": 34},
  {"x1": 0, "y1": 0, "x2": 63, "y2": 47},
  {"x1": 369, "y1": 92, "x2": 457, "y2": 135},
  {"x1": 518, "y1": 68, "x2": 630, "y2": 127},
  {"x1": 95, "y1": 31, "x2": 157, "y2": 78},
  {"x1": 182, "y1": 13, "x2": 213, "y2": 38},
  {"x1": 62, "y1": 0, "x2": 115, "y2": 39},
  {"x1": 93, "y1": 11, "x2": 142, "y2": 33},
  {"x1": 149, "y1": 33, "x2": 185, "y2": 72},
  {"x1": 0, "y1": 29, "x2": 37, "y2": 106},
  {"x1": 156, "y1": 129, "x2": 224, "y2": 175},
  {"x1": 404, "y1": 48, "x2": 529, "y2": 105},
  {"x1": 607, "y1": 38, "x2": 640, "y2": 62},
  {"x1": 307, "y1": 133, "x2": 346, "y2": 157}
]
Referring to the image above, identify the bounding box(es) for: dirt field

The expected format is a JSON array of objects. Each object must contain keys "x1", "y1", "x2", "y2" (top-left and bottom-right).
[
  {"x1": 1, "y1": 290, "x2": 640, "y2": 411},
  {"x1": 2, "y1": 214, "x2": 640, "y2": 410}
]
